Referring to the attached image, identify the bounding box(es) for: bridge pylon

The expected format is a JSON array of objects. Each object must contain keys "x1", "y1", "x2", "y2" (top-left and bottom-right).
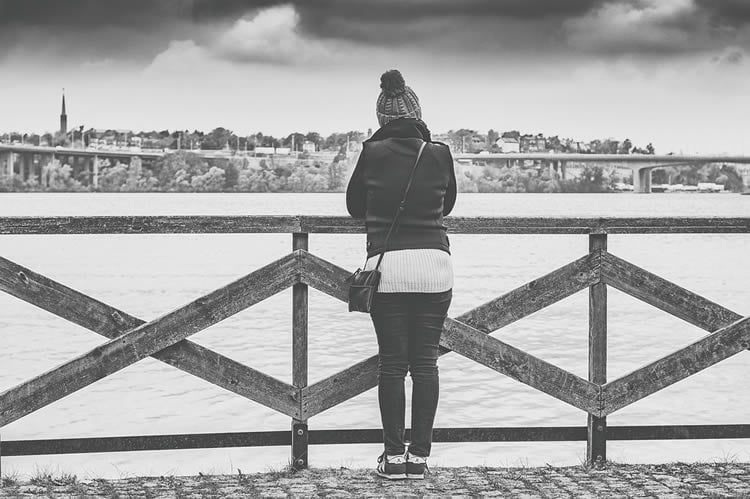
[{"x1": 632, "y1": 167, "x2": 651, "y2": 193}]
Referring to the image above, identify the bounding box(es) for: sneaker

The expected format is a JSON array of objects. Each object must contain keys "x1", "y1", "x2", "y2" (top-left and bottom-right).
[
  {"x1": 406, "y1": 452, "x2": 428, "y2": 479},
  {"x1": 376, "y1": 452, "x2": 406, "y2": 480}
]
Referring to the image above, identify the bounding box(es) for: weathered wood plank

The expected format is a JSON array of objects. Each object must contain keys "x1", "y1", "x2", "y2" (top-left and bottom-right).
[
  {"x1": 158, "y1": 341, "x2": 299, "y2": 418},
  {"x1": 3, "y1": 423, "x2": 749, "y2": 457},
  {"x1": 308, "y1": 427, "x2": 589, "y2": 444},
  {"x1": 458, "y1": 252, "x2": 600, "y2": 333},
  {"x1": 292, "y1": 236, "x2": 309, "y2": 393},
  {"x1": 441, "y1": 318, "x2": 601, "y2": 414},
  {"x1": 1, "y1": 431, "x2": 291, "y2": 455},
  {"x1": 0, "y1": 255, "x2": 142, "y2": 336},
  {"x1": 452, "y1": 216, "x2": 748, "y2": 234},
  {"x1": 601, "y1": 252, "x2": 742, "y2": 333},
  {"x1": 295, "y1": 216, "x2": 750, "y2": 234},
  {"x1": 606, "y1": 424, "x2": 750, "y2": 440},
  {"x1": 587, "y1": 235, "x2": 607, "y2": 464},
  {"x1": 0, "y1": 216, "x2": 304, "y2": 234},
  {"x1": 0, "y1": 256, "x2": 300, "y2": 418},
  {"x1": 301, "y1": 356, "x2": 379, "y2": 419},
  {"x1": 0, "y1": 252, "x2": 300, "y2": 427},
  {"x1": 601, "y1": 315, "x2": 750, "y2": 416},
  {"x1": 291, "y1": 422, "x2": 308, "y2": 471},
  {"x1": 298, "y1": 251, "x2": 349, "y2": 302},
  {"x1": 291, "y1": 234, "x2": 309, "y2": 469},
  {"x1": 1, "y1": 216, "x2": 748, "y2": 235}
]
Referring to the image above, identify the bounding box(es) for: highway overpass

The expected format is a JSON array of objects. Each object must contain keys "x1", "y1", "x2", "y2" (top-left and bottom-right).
[{"x1": 454, "y1": 153, "x2": 750, "y2": 192}]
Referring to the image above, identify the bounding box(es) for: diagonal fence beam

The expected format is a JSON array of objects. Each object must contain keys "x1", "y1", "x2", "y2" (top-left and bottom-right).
[
  {"x1": 458, "y1": 252, "x2": 600, "y2": 334},
  {"x1": 601, "y1": 252, "x2": 742, "y2": 333},
  {"x1": 300, "y1": 252, "x2": 602, "y2": 417},
  {"x1": 0, "y1": 252, "x2": 300, "y2": 427},
  {"x1": 301, "y1": 251, "x2": 601, "y2": 331},
  {"x1": 298, "y1": 250, "x2": 349, "y2": 302},
  {"x1": 0, "y1": 255, "x2": 300, "y2": 419},
  {"x1": 601, "y1": 315, "x2": 750, "y2": 416},
  {"x1": 0, "y1": 255, "x2": 299, "y2": 419},
  {"x1": 301, "y1": 356, "x2": 379, "y2": 419},
  {"x1": 441, "y1": 318, "x2": 601, "y2": 414},
  {"x1": 159, "y1": 341, "x2": 299, "y2": 418}
]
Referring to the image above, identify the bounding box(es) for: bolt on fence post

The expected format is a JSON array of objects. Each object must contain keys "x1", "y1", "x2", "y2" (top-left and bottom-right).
[
  {"x1": 588, "y1": 233, "x2": 607, "y2": 465},
  {"x1": 292, "y1": 232, "x2": 309, "y2": 471}
]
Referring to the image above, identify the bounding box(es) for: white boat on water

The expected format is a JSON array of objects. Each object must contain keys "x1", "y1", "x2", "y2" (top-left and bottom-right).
[
  {"x1": 653, "y1": 183, "x2": 726, "y2": 193},
  {"x1": 697, "y1": 182, "x2": 725, "y2": 192}
]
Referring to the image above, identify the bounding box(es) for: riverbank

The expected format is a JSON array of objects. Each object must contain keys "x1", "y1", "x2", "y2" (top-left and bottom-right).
[{"x1": 2, "y1": 462, "x2": 749, "y2": 498}]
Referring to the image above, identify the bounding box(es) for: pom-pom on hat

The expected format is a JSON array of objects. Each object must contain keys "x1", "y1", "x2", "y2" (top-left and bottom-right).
[{"x1": 376, "y1": 69, "x2": 422, "y2": 127}]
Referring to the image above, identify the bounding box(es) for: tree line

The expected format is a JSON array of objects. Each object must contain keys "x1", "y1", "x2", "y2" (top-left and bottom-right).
[
  {"x1": 1, "y1": 128, "x2": 369, "y2": 152},
  {"x1": 0, "y1": 150, "x2": 354, "y2": 193},
  {"x1": 1, "y1": 151, "x2": 743, "y2": 194}
]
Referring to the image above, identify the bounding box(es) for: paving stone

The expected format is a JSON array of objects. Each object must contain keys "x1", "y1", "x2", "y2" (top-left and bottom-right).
[{"x1": 3, "y1": 463, "x2": 750, "y2": 498}]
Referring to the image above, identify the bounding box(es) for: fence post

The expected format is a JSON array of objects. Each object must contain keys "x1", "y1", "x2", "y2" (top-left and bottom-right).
[
  {"x1": 292, "y1": 232, "x2": 309, "y2": 471},
  {"x1": 587, "y1": 233, "x2": 607, "y2": 465}
]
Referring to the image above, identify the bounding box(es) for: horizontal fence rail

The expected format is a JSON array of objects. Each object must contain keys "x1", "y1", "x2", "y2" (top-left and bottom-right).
[
  {"x1": 1, "y1": 216, "x2": 750, "y2": 234},
  {"x1": 5, "y1": 425, "x2": 750, "y2": 457},
  {"x1": 0, "y1": 216, "x2": 748, "y2": 473}
]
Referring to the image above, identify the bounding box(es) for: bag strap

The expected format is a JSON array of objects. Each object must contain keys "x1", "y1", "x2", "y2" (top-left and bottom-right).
[{"x1": 373, "y1": 140, "x2": 427, "y2": 270}]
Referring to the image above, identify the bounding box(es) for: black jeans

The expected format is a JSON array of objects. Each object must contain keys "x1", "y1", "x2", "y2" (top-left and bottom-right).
[{"x1": 370, "y1": 289, "x2": 452, "y2": 457}]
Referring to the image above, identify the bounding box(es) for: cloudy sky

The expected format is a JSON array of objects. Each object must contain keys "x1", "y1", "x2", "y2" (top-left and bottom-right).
[{"x1": 1, "y1": 0, "x2": 749, "y2": 153}]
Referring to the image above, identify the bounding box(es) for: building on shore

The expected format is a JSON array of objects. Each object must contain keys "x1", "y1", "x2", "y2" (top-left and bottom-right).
[
  {"x1": 495, "y1": 137, "x2": 520, "y2": 153},
  {"x1": 60, "y1": 91, "x2": 68, "y2": 136}
]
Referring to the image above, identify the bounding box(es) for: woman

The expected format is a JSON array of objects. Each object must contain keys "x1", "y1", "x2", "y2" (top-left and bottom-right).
[{"x1": 346, "y1": 69, "x2": 457, "y2": 480}]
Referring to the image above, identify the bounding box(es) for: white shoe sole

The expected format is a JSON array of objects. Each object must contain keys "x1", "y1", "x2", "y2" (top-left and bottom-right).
[{"x1": 376, "y1": 471, "x2": 406, "y2": 480}]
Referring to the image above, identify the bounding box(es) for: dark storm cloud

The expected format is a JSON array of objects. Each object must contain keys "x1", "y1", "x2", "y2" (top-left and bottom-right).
[
  {"x1": 0, "y1": 0, "x2": 192, "y2": 29},
  {"x1": 189, "y1": 0, "x2": 601, "y2": 23},
  {"x1": 1, "y1": 0, "x2": 750, "y2": 64},
  {"x1": 696, "y1": 0, "x2": 750, "y2": 25},
  {"x1": 0, "y1": 0, "x2": 605, "y2": 63},
  {"x1": 0, "y1": 0, "x2": 195, "y2": 62},
  {"x1": 0, "y1": 0, "x2": 600, "y2": 28},
  {"x1": 289, "y1": 0, "x2": 597, "y2": 48},
  {"x1": 188, "y1": 0, "x2": 602, "y2": 46}
]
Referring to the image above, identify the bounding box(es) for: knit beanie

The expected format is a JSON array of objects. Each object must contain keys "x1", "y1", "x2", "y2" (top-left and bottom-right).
[{"x1": 376, "y1": 70, "x2": 422, "y2": 127}]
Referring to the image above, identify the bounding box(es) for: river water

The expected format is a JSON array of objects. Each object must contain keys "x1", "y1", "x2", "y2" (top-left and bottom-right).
[{"x1": 0, "y1": 192, "x2": 748, "y2": 479}]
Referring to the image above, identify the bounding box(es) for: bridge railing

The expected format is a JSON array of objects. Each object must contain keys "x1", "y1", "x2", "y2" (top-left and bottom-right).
[{"x1": 0, "y1": 216, "x2": 748, "y2": 473}]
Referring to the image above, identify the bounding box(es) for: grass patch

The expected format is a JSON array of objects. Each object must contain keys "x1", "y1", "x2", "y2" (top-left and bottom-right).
[
  {"x1": 262, "y1": 463, "x2": 296, "y2": 480},
  {"x1": 1, "y1": 470, "x2": 20, "y2": 487},
  {"x1": 28, "y1": 467, "x2": 78, "y2": 487},
  {"x1": 576, "y1": 450, "x2": 620, "y2": 471}
]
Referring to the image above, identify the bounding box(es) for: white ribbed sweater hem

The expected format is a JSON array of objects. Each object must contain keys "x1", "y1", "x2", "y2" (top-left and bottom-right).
[{"x1": 363, "y1": 248, "x2": 453, "y2": 293}]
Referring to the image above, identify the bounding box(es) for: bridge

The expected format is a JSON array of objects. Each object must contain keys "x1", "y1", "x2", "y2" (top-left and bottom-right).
[
  {"x1": 0, "y1": 144, "x2": 274, "y2": 188},
  {"x1": 454, "y1": 152, "x2": 750, "y2": 192},
  {"x1": 0, "y1": 144, "x2": 163, "y2": 188},
  {"x1": 2, "y1": 145, "x2": 750, "y2": 192}
]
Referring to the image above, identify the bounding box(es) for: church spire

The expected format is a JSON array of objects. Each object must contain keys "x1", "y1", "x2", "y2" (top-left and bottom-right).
[{"x1": 60, "y1": 89, "x2": 68, "y2": 135}]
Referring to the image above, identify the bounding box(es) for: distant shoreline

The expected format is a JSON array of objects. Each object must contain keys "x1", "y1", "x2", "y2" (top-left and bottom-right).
[{"x1": 0, "y1": 190, "x2": 743, "y2": 194}]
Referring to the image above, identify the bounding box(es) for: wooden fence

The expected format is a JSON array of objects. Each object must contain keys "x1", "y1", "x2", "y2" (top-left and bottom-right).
[{"x1": 0, "y1": 216, "x2": 749, "y2": 473}]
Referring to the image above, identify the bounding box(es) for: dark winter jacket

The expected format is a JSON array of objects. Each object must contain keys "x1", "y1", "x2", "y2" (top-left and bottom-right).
[{"x1": 346, "y1": 118, "x2": 457, "y2": 259}]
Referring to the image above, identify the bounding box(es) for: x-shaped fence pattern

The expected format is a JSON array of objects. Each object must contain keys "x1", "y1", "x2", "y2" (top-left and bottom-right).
[
  {"x1": 1, "y1": 244, "x2": 747, "y2": 425},
  {"x1": 0, "y1": 216, "x2": 748, "y2": 469}
]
